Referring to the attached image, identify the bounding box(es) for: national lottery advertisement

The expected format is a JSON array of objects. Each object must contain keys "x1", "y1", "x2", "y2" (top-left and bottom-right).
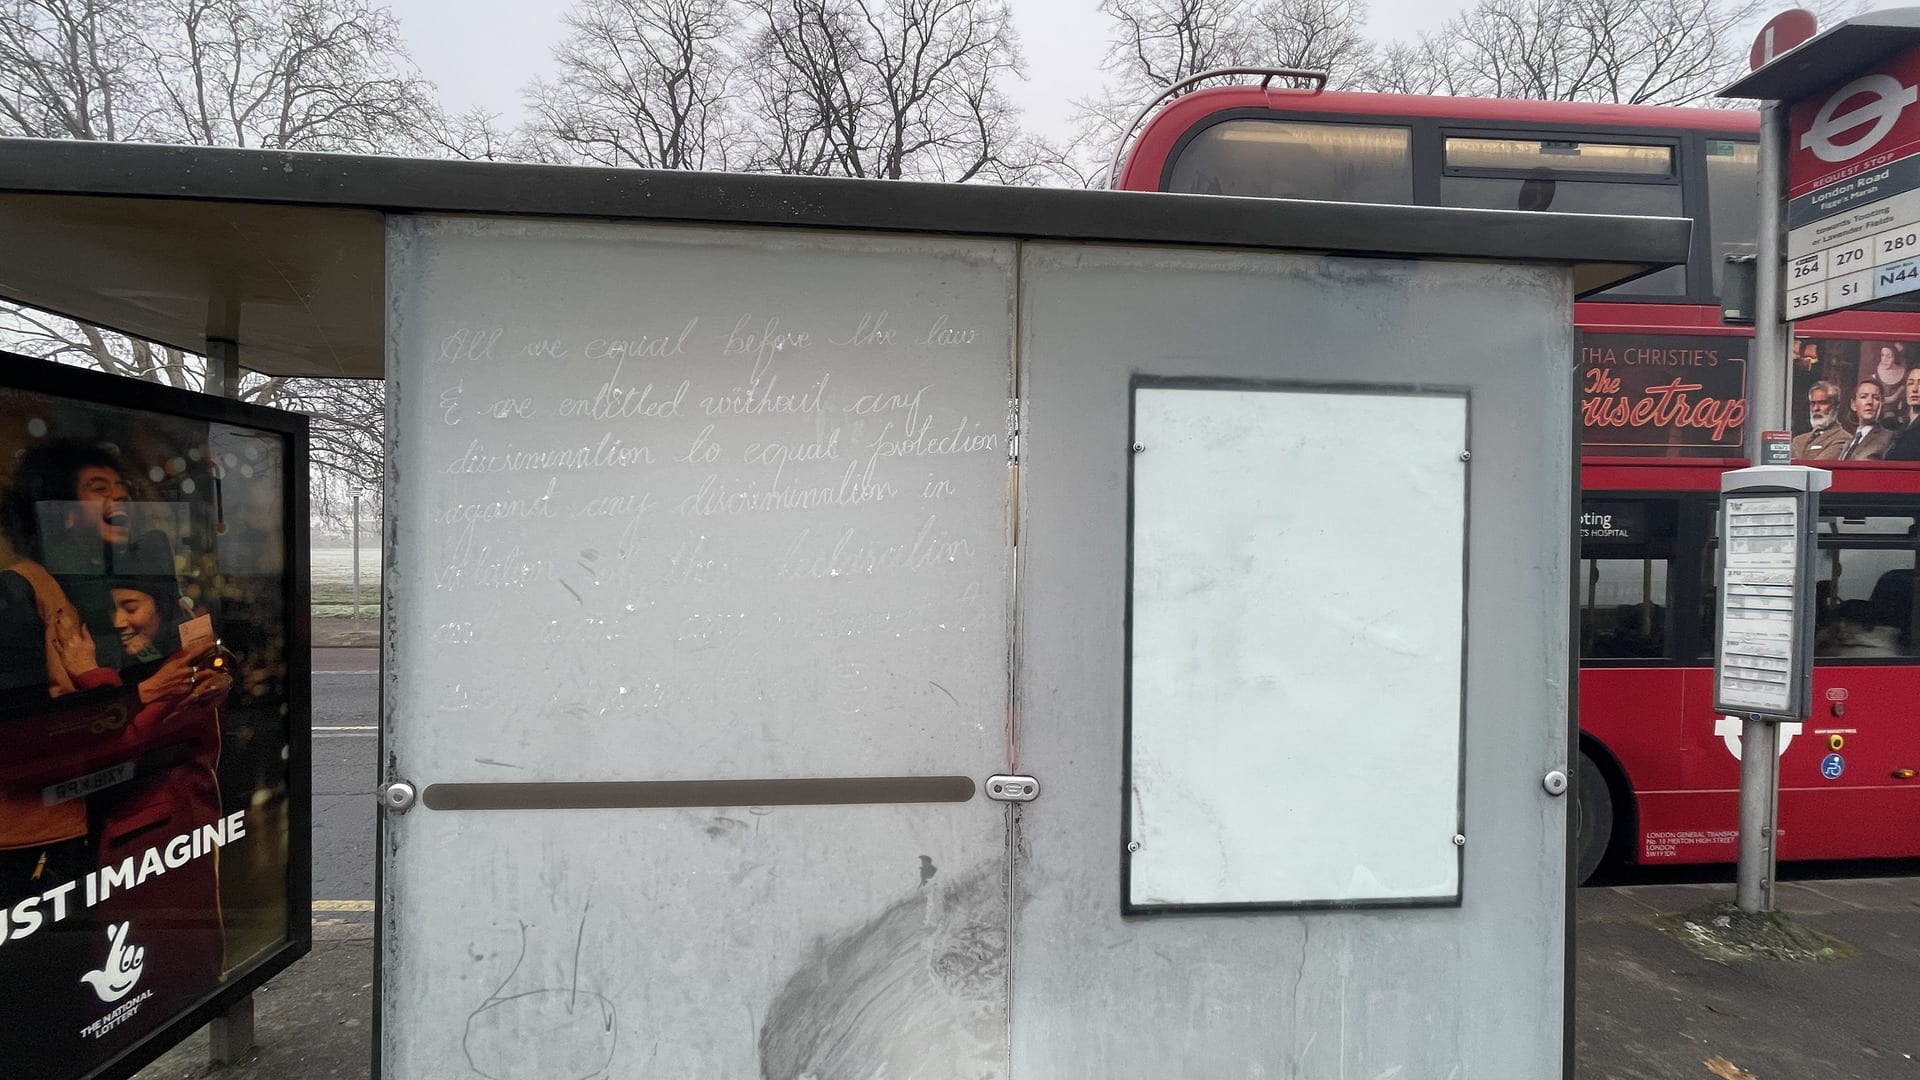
[{"x1": 0, "y1": 353, "x2": 310, "y2": 1080}]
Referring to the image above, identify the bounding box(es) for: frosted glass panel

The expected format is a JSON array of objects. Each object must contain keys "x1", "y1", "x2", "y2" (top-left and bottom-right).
[
  {"x1": 382, "y1": 217, "x2": 1017, "y2": 1079},
  {"x1": 386, "y1": 218, "x2": 1016, "y2": 782},
  {"x1": 1127, "y1": 383, "x2": 1468, "y2": 908}
]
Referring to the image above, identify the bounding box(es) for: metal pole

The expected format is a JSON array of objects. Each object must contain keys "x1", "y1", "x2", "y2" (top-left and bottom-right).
[
  {"x1": 1736, "y1": 718, "x2": 1780, "y2": 911},
  {"x1": 204, "y1": 338, "x2": 242, "y2": 399},
  {"x1": 200, "y1": 337, "x2": 259, "y2": 1060},
  {"x1": 1736, "y1": 101, "x2": 1792, "y2": 915},
  {"x1": 352, "y1": 492, "x2": 362, "y2": 619}
]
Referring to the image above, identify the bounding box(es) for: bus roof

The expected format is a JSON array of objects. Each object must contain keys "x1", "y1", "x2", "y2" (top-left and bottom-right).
[{"x1": 1117, "y1": 86, "x2": 1760, "y2": 190}]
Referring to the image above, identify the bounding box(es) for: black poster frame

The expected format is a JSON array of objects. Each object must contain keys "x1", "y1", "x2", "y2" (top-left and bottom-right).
[{"x1": 0, "y1": 350, "x2": 312, "y2": 1080}]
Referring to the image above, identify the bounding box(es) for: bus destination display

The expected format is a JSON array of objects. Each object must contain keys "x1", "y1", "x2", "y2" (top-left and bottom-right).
[
  {"x1": 1716, "y1": 496, "x2": 1801, "y2": 714},
  {"x1": 1785, "y1": 49, "x2": 1920, "y2": 318}
]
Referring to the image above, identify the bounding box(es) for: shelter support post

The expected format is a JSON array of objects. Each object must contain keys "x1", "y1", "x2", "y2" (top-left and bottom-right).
[
  {"x1": 205, "y1": 338, "x2": 242, "y2": 398},
  {"x1": 201, "y1": 334, "x2": 259, "y2": 1062},
  {"x1": 208, "y1": 992, "x2": 255, "y2": 1064}
]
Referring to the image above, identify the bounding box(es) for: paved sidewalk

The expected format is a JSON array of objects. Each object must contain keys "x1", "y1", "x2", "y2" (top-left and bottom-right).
[
  {"x1": 134, "y1": 878, "x2": 1919, "y2": 1078},
  {"x1": 1576, "y1": 878, "x2": 1920, "y2": 1079},
  {"x1": 132, "y1": 922, "x2": 372, "y2": 1080}
]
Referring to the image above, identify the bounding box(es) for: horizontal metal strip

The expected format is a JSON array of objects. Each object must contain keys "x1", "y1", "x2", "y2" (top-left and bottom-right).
[{"x1": 421, "y1": 774, "x2": 977, "y2": 811}]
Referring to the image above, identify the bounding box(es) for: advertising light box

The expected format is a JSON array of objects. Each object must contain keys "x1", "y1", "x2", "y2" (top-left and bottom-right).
[{"x1": 0, "y1": 352, "x2": 311, "y2": 1080}]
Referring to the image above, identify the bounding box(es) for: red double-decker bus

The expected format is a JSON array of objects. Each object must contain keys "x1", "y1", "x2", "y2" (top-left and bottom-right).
[{"x1": 1114, "y1": 74, "x2": 1920, "y2": 882}]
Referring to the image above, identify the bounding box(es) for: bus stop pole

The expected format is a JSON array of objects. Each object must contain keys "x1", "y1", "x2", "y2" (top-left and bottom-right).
[{"x1": 1736, "y1": 101, "x2": 1791, "y2": 915}]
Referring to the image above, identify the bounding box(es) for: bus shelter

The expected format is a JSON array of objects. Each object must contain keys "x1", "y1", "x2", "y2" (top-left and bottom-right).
[{"x1": 0, "y1": 141, "x2": 1688, "y2": 1079}]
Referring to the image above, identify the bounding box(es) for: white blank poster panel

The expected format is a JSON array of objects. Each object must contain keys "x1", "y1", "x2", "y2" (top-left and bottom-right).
[{"x1": 1128, "y1": 385, "x2": 1468, "y2": 907}]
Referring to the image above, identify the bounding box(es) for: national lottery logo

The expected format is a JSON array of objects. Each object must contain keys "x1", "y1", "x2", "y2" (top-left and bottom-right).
[{"x1": 80, "y1": 921, "x2": 145, "y2": 1004}]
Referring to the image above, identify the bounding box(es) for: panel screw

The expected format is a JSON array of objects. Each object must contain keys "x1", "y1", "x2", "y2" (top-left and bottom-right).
[
  {"x1": 1453, "y1": 833, "x2": 1466, "y2": 847},
  {"x1": 1126, "y1": 840, "x2": 1141, "y2": 853},
  {"x1": 1459, "y1": 450, "x2": 1472, "y2": 461},
  {"x1": 1132, "y1": 443, "x2": 1145, "y2": 454}
]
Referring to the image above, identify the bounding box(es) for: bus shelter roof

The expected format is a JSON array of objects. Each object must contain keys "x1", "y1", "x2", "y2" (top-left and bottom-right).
[{"x1": 0, "y1": 139, "x2": 1692, "y2": 381}]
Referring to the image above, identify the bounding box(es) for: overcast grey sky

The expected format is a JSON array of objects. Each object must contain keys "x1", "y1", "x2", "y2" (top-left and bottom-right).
[{"x1": 381, "y1": 0, "x2": 1465, "y2": 141}]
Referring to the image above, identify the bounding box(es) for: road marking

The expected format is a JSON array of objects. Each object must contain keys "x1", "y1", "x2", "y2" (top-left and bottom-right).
[
  {"x1": 317, "y1": 725, "x2": 377, "y2": 731},
  {"x1": 314, "y1": 669, "x2": 379, "y2": 675},
  {"x1": 314, "y1": 900, "x2": 375, "y2": 912}
]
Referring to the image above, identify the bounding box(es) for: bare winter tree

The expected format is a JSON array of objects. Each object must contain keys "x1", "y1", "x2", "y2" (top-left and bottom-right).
[
  {"x1": 1243, "y1": 0, "x2": 1373, "y2": 84},
  {"x1": 742, "y1": 0, "x2": 1033, "y2": 182},
  {"x1": 1060, "y1": 0, "x2": 1372, "y2": 186},
  {"x1": 1361, "y1": 37, "x2": 1461, "y2": 96},
  {"x1": 1100, "y1": 0, "x2": 1243, "y2": 93},
  {"x1": 0, "y1": 0, "x2": 431, "y2": 496},
  {"x1": 267, "y1": 377, "x2": 386, "y2": 524},
  {"x1": 1, "y1": 0, "x2": 436, "y2": 147},
  {"x1": 0, "y1": 0, "x2": 157, "y2": 140},
  {"x1": 422, "y1": 106, "x2": 529, "y2": 161},
  {"x1": 1054, "y1": 0, "x2": 1239, "y2": 188},
  {"x1": 145, "y1": 0, "x2": 436, "y2": 152},
  {"x1": 1095, "y1": 0, "x2": 1372, "y2": 97},
  {"x1": 1367, "y1": 0, "x2": 1768, "y2": 106},
  {"x1": 522, "y1": 0, "x2": 740, "y2": 169}
]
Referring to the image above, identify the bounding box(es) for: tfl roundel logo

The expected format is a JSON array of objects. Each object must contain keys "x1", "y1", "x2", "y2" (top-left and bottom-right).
[{"x1": 1801, "y1": 74, "x2": 1920, "y2": 163}]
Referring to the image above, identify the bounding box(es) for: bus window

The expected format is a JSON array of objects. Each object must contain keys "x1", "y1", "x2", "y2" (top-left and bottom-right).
[
  {"x1": 1582, "y1": 558, "x2": 1671, "y2": 658},
  {"x1": 1444, "y1": 136, "x2": 1673, "y2": 176},
  {"x1": 1705, "y1": 139, "x2": 1758, "y2": 299},
  {"x1": 1702, "y1": 508, "x2": 1920, "y2": 660},
  {"x1": 1580, "y1": 498, "x2": 1676, "y2": 659},
  {"x1": 1814, "y1": 512, "x2": 1920, "y2": 660},
  {"x1": 1441, "y1": 135, "x2": 1685, "y2": 297},
  {"x1": 1165, "y1": 120, "x2": 1414, "y2": 204}
]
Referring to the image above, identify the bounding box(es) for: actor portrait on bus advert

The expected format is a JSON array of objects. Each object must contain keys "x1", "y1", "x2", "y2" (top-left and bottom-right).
[
  {"x1": 1840, "y1": 380, "x2": 1895, "y2": 460},
  {"x1": 1891, "y1": 368, "x2": 1920, "y2": 462},
  {"x1": 1792, "y1": 339, "x2": 1920, "y2": 457},
  {"x1": 0, "y1": 379, "x2": 297, "y2": 1080},
  {"x1": 1790, "y1": 380, "x2": 1848, "y2": 459}
]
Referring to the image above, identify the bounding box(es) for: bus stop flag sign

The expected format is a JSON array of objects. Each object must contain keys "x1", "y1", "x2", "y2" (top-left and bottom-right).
[
  {"x1": 1751, "y1": 9, "x2": 1817, "y2": 71},
  {"x1": 1785, "y1": 47, "x2": 1920, "y2": 318}
]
